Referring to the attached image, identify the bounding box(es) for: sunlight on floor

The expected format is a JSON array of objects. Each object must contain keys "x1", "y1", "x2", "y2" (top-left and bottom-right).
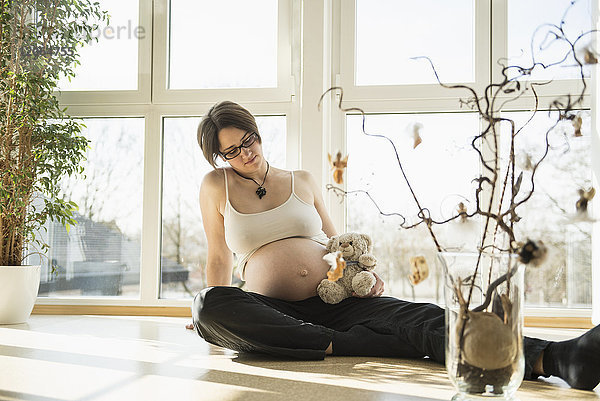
[{"x1": 0, "y1": 315, "x2": 598, "y2": 401}]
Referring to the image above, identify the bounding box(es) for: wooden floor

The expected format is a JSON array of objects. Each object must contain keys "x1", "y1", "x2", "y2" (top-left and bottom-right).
[{"x1": 0, "y1": 316, "x2": 598, "y2": 401}]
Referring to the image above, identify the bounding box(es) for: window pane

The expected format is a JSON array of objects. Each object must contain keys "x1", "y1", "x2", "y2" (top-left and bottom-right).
[
  {"x1": 160, "y1": 116, "x2": 286, "y2": 298},
  {"x1": 355, "y1": 0, "x2": 475, "y2": 85},
  {"x1": 169, "y1": 0, "x2": 278, "y2": 89},
  {"x1": 34, "y1": 118, "x2": 145, "y2": 297},
  {"x1": 57, "y1": 0, "x2": 140, "y2": 91},
  {"x1": 346, "y1": 113, "x2": 480, "y2": 303},
  {"x1": 508, "y1": 0, "x2": 592, "y2": 81},
  {"x1": 502, "y1": 111, "x2": 593, "y2": 308}
]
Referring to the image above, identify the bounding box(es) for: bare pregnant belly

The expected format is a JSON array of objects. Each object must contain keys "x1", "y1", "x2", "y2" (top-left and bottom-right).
[{"x1": 243, "y1": 237, "x2": 330, "y2": 301}]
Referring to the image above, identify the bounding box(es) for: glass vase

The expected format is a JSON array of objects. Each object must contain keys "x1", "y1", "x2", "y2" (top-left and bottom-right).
[{"x1": 438, "y1": 252, "x2": 525, "y2": 400}]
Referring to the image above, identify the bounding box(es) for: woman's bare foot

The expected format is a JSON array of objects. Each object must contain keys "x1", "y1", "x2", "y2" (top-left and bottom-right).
[{"x1": 185, "y1": 322, "x2": 194, "y2": 330}]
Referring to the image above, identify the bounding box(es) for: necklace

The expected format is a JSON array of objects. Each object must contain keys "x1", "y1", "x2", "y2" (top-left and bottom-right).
[{"x1": 232, "y1": 161, "x2": 270, "y2": 199}]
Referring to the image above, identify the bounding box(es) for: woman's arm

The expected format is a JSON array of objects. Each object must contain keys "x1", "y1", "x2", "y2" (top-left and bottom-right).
[
  {"x1": 199, "y1": 170, "x2": 234, "y2": 286},
  {"x1": 301, "y1": 170, "x2": 338, "y2": 238}
]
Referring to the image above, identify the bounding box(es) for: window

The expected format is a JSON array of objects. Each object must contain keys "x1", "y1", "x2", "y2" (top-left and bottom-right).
[
  {"x1": 154, "y1": 0, "x2": 292, "y2": 104},
  {"x1": 37, "y1": 118, "x2": 145, "y2": 297},
  {"x1": 41, "y1": 0, "x2": 295, "y2": 308},
  {"x1": 346, "y1": 113, "x2": 480, "y2": 303},
  {"x1": 168, "y1": 0, "x2": 278, "y2": 89},
  {"x1": 502, "y1": 111, "x2": 593, "y2": 307},
  {"x1": 340, "y1": 0, "x2": 490, "y2": 103},
  {"x1": 57, "y1": 0, "x2": 141, "y2": 91},
  {"x1": 44, "y1": 0, "x2": 597, "y2": 320},
  {"x1": 507, "y1": 0, "x2": 593, "y2": 81},
  {"x1": 355, "y1": 0, "x2": 475, "y2": 85},
  {"x1": 334, "y1": 0, "x2": 597, "y2": 313}
]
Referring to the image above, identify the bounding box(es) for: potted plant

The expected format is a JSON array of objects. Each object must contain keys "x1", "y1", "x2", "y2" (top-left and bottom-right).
[
  {"x1": 321, "y1": 1, "x2": 595, "y2": 399},
  {"x1": 0, "y1": 0, "x2": 107, "y2": 324}
]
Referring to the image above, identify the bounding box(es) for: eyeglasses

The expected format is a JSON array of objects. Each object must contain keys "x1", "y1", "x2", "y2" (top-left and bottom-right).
[{"x1": 220, "y1": 132, "x2": 259, "y2": 160}]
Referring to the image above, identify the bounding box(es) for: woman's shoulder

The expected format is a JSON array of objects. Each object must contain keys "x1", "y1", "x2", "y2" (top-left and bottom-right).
[
  {"x1": 203, "y1": 167, "x2": 225, "y2": 182},
  {"x1": 200, "y1": 168, "x2": 226, "y2": 195},
  {"x1": 268, "y1": 166, "x2": 311, "y2": 181},
  {"x1": 290, "y1": 169, "x2": 321, "y2": 196},
  {"x1": 292, "y1": 169, "x2": 318, "y2": 186},
  {"x1": 291, "y1": 169, "x2": 314, "y2": 181}
]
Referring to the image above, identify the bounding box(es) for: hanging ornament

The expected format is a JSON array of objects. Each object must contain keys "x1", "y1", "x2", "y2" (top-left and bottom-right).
[
  {"x1": 408, "y1": 255, "x2": 429, "y2": 285},
  {"x1": 457, "y1": 202, "x2": 468, "y2": 223},
  {"x1": 582, "y1": 46, "x2": 598, "y2": 65},
  {"x1": 576, "y1": 187, "x2": 595, "y2": 215},
  {"x1": 328, "y1": 151, "x2": 349, "y2": 184},
  {"x1": 572, "y1": 114, "x2": 583, "y2": 137},
  {"x1": 407, "y1": 122, "x2": 423, "y2": 149}
]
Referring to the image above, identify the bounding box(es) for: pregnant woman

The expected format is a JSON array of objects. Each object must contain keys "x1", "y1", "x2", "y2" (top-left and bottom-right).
[{"x1": 190, "y1": 100, "x2": 600, "y2": 391}]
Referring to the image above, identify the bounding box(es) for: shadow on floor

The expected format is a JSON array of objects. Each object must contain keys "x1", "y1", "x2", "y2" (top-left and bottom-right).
[{"x1": 233, "y1": 353, "x2": 450, "y2": 387}]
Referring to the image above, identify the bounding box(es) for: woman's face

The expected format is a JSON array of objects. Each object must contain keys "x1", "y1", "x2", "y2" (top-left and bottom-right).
[{"x1": 217, "y1": 126, "x2": 263, "y2": 170}]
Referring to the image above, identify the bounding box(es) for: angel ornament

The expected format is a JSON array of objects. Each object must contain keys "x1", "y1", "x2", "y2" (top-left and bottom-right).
[{"x1": 328, "y1": 151, "x2": 349, "y2": 184}]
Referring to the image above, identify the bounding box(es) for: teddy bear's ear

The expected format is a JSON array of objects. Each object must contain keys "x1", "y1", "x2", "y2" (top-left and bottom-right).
[
  {"x1": 326, "y1": 235, "x2": 338, "y2": 252},
  {"x1": 361, "y1": 233, "x2": 373, "y2": 253}
]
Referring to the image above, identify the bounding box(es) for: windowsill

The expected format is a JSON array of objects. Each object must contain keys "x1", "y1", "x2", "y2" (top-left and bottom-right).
[{"x1": 31, "y1": 304, "x2": 595, "y2": 329}]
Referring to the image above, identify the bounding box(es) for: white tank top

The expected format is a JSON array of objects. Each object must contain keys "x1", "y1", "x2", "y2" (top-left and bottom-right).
[{"x1": 222, "y1": 168, "x2": 328, "y2": 279}]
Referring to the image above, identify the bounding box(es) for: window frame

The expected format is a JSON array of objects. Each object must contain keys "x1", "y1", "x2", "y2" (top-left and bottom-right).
[
  {"x1": 38, "y1": 0, "x2": 598, "y2": 326},
  {"x1": 56, "y1": 0, "x2": 153, "y2": 104},
  {"x1": 152, "y1": 0, "x2": 294, "y2": 104},
  {"x1": 328, "y1": 0, "x2": 597, "y2": 322},
  {"x1": 338, "y1": 0, "x2": 491, "y2": 106},
  {"x1": 591, "y1": 0, "x2": 600, "y2": 326},
  {"x1": 37, "y1": 0, "x2": 301, "y2": 309}
]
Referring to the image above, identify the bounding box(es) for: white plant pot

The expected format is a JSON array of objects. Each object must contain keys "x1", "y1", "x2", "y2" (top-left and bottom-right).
[{"x1": 0, "y1": 265, "x2": 41, "y2": 325}]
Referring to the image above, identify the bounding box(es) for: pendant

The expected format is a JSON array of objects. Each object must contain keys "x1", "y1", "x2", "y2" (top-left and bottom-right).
[{"x1": 256, "y1": 186, "x2": 267, "y2": 199}]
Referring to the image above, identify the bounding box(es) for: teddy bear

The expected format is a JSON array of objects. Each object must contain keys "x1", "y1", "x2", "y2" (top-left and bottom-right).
[{"x1": 317, "y1": 232, "x2": 378, "y2": 304}]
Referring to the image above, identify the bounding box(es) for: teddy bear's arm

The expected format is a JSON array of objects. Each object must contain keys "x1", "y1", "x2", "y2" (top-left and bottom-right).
[
  {"x1": 358, "y1": 253, "x2": 377, "y2": 269},
  {"x1": 352, "y1": 271, "x2": 377, "y2": 296}
]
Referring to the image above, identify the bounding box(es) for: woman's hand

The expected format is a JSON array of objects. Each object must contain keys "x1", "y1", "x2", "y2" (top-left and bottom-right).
[{"x1": 352, "y1": 272, "x2": 385, "y2": 298}]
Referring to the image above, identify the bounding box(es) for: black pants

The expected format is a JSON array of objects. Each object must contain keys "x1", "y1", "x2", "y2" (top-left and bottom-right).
[{"x1": 192, "y1": 286, "x2": 550, "y2": 380}]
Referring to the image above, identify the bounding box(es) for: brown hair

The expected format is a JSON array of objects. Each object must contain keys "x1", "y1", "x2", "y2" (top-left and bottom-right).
[{"x1": 197, "y1": 101, "x2": 261, "y2": 168}]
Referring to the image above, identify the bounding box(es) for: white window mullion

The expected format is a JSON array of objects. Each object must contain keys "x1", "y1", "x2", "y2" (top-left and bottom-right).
[
  {"x1": 300, "y1": 0, "x2": 328, "y2": 181},
  {"x1": 285, "y1": 0, "x2": 302, "y2": 170},
  {"x1": 278, "y1": 0, "x2": 294, "y2": 101},
  {"x1": 491, "y1": 0, "x2": 507, "y2": 88},
  {"x1": 139, "y1": 0, "x2": 153, "y2": 103},
  {"x1": 328, "y1": 0, "x2": 346, "y2": 233},
  {"x1": 140, "y1": 110, "x2": 162, "y2": 305},
  {"x1": 151, "y1": 0, "x2": 169, "y2": 104},
  {"x1": 592, "y1": 0, "x2": 600, "y2": 325}
]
